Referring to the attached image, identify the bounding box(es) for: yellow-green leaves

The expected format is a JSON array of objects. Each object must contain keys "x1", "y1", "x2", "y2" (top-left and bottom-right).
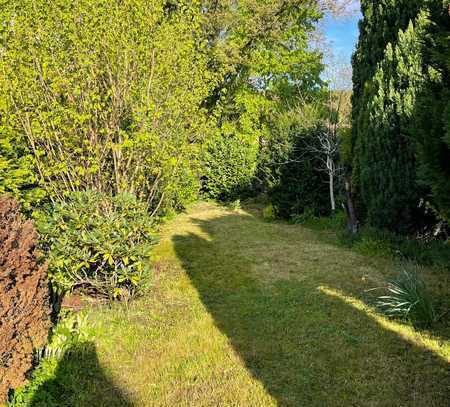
[
  {"x1": 0, "y1": 0, "x2": 214, "y2": 215},
  {"x1": 36, "y1": 191, "x2": 158, "y2": 301}
]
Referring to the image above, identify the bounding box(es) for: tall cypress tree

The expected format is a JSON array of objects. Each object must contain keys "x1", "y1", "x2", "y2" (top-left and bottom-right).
[
  {"x1": 413, "y1": 1, "x2": 450, "y2": 222},
  {"x1": 351, "y1": 0, "x2": 442, "y2": 232}
]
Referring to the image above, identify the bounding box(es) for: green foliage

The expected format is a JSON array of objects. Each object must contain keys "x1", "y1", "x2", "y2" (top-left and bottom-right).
[
  {"x1": 262, "y1": 203, "x2": 276, "y2": 221},
  {"x1": 228, "y1": 199, "x2": 242, "y2": 212},
  {"x1": 0, "y1": 110, "x2": 45, "y2": 210},
  {"x1": 270, "y1": 125, "x2": 331, "y2": 219},
  {"x1": 35, "y1": 191, "x2": 158, "y2": 300},
  {"x1": 35, "y1": 311, "x2": 94, "y2": 363},
  {"x1": 10, "y1": 310, "x2": 95, "y2": 406},
  {"x1": 0, "y1": 0, "x2": 214, "y2": 214},
  {"x1": 338, "y1": 226, "x2": 450, "y2": 268},
  {"x1": 412, "y1": 1, "x2": 450, "y2": 221},
  {"x1": 0, "y1": 0, "x2": 325, "y2": 214},
  {"x1": 8, "y1": 342, "x2": 128, "y2": 407},
  {"x1": 8, "y1": 357, "x2": 59, "y2": 407},
  {"x1": 201, "y1": 132, "x2": 258, "y2": 200},
  {"x1": 290, "y1": 208, "x2": 318, "y2": 225},
  {"x1": 294, "y1": 210, "x2": 347, "y2": 231},
  {"x1": 375, "y1": 268, "x2": 437, "y2": 327},
  {"x1": 352, "y1": 4, "x2": 429, "y2": 231},
  {"x1": 352, "y1": 0, "x2": 450, "y2": 230},
  {"x1": 200, "y1": 0, "x2": 324, "y2": 201}
]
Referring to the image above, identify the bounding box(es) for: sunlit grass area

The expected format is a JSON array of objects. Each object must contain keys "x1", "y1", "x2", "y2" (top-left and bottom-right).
[{"x1": 21, "y1": 202, "x2": 450, "y2": 406}]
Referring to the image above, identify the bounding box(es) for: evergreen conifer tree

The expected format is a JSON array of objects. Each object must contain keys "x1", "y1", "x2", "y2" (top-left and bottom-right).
[
  {"x1": 412, "y1": 1, "x2": 450, "y2": 222},
  {"x1": 351, "y1": 0, "x2": 449, "y2": 231}
]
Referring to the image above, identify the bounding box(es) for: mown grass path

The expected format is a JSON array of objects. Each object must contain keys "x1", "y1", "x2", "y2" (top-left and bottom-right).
[{"x1": 88, "y1": 202, "x2": 449, "y2": 406}]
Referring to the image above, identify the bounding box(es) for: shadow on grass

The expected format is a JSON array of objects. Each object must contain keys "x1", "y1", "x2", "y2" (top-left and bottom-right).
[
  {"x1": 23, "y1": 343, "x2": 133, "y2": 407},
  {"x1": 173, "y1": 212, "x2": 449, "y2": 407}
]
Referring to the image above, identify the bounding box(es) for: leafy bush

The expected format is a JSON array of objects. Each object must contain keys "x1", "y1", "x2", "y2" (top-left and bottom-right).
[
  {"x1": 0, "y1": 121, "x2": 45, "y2": 211},
  {"x1": 270, "y1": 125, "x2": 332, "y2": 219},
  {"x1": 0, "y1": 0, "x2": 214, "y2": 215},
  {"x1": 201, "y1": 133, "x2": 258, "y2": 201},
  {"x1": 36, "y1": 191, "x2": 157, "y2": 300},
  {"x1": 375, "y1": 268, "x2": 437, "y2": 327}
]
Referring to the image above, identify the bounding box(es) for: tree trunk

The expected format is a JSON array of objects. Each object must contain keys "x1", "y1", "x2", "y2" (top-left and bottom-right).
[
  {"x1": 343, "y1": 177, "x2": 358, "y2": 233},
  {"x1": 329, "y1": 171, "x2": 336, "y2": 211},
  {"x1": 327, "y1": 156, "x2": 336, "y2": 211}
]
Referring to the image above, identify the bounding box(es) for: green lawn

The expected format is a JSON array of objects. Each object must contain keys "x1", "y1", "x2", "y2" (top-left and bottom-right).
[{"x1": 22, "y1": 203, "x2": 450, "y2": 406}]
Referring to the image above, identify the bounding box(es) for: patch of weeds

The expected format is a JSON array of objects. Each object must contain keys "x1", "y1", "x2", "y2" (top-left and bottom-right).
[
  {"x1": 309, "y1": 211, "x2": 346, "y2": 230},
  {"x1": 338, "y1": 226, "x2": 450, "y2": 268},
  {"x1": 158, "y1": 207, "x2": 178, "y2": 223},
  {"x1": 228, "y1": 199, "x2": 241, "y2": 212},
  {"x1": 34, "y1": 310, "x2": 94, "y2": 362},
  {"x1": 8, "y1": 358, "x2": 59, "y2": 406},
  {"x1": 290, "y1": 208, "x2": 317, "y2": 225},
  {"x1": 292, "y1": 210, "x2": 346, "y2": 232}
]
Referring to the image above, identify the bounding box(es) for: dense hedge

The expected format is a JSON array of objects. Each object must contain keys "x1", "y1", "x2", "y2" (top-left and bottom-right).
[
  {"x1": 201, "y1": 133, "x2": 258, "y2": 200},
  {"x1": 412, "y1": 1, "x2": 450, "y2": 222}
]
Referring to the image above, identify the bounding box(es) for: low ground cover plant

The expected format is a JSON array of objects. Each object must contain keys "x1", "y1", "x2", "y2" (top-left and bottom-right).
[
  {"x1": 34, "y1": 311, "x2": 94, "y2": 363},
  {"x1": 35, "y1": 191, "x2": 158, "y2": 301},
  {"x1": 337, "y1": 226, "x2": 450, "y2": 268}
]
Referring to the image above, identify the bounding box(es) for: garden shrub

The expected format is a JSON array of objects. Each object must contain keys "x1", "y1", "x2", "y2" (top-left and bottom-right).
[
  {"x1": 270, "y1": 125, "x2": 331, "y2": 219},
  {"x1": 0, "y1": 196, "x2": 52, "y2": 402},
  {"x1": 0, "y1": 0, "x2": 214, "y2": 215},
  {"x1": 35, "y1": 191, "x2": 158, "y2": 301},
  {"x1": 201, "y1": 132, "x2": 258, "y2": 201},
  {"x1": 0, "y1": 113, "x2": 45, "y2": 211}
]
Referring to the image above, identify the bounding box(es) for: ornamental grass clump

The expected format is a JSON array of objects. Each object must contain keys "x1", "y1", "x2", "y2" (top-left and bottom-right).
[
  {"x1": 36, "y1": 191, "x2": 158, "y2": 301},
  {"x1": 375, "y1": 267, "x2": 437, "y2": 327}
]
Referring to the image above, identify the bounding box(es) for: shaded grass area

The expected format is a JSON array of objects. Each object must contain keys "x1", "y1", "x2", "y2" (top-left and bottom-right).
[
  {"x1": 10, "y1": 344, "x2": 132, "y2": 406},
  {"x1": 13, "y1": 202, "x2": 450, "y2": 406},
  {"x1": 297, "y1": 210, "x2": 450, "y2": 269}
]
